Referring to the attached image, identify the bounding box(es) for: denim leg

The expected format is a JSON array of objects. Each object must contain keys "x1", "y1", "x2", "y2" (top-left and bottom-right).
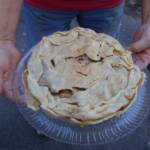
[
  {"x1": 22, "y1": 3, "x2": 77, "y2": 51},
  {"x1": 77, "y1": 3, "x2": 124, "y2": 38}
]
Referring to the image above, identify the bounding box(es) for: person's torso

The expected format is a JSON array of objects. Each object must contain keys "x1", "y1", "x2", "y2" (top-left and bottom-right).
[{"x1": 25, "y1": 0, "x2": 124, "y2": 11}]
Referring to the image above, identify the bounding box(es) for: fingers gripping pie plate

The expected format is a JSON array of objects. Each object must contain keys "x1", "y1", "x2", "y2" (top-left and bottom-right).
[{"x1": 22, "y1": 27, "x2": 145, "y2": 125}]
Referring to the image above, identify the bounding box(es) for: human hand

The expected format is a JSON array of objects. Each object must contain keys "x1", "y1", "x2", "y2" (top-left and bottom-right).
[
  {"x1": 0, "y1": 41, "x2": 21, "y2": 101},
  {"x1": 130, "y1": 20, "x2": 150, "y2": 69}
]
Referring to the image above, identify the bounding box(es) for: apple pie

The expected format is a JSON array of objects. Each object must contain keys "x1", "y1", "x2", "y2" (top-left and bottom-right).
[{"x1": 23, "y1": 27, "x2": 145, "y2": 125}]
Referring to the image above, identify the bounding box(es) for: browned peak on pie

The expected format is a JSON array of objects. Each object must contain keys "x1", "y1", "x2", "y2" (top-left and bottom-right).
[{"x1": 23, "y1": 27, "x2": 145, "y2": 125}]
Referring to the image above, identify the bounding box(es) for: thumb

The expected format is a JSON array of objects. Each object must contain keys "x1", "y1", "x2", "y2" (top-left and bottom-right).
[
  {"x1": 131, "y1": 37, "x2": 149, "y2": 53},
  {"x1": 11, "y1": 49, "x2": 21, "y2": 70},
  {"x1": 132, "y1": 54, "x2": 147, "y2": 69}
]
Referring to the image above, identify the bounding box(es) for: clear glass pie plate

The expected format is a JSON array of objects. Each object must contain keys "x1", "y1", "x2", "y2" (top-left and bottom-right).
[{"x1": 14, "y1": 48, "x2": 150, "y2": 145}]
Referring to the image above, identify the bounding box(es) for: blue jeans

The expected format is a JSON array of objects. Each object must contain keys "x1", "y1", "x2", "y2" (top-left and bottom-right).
[{"x1": 23, "y1": 3, "x2": 124, "y2": 51}]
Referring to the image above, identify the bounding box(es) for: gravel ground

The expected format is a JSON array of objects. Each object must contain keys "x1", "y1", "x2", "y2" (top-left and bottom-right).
[{"x1": 0, "y1": 3, "x2": 150, "y2": 150}]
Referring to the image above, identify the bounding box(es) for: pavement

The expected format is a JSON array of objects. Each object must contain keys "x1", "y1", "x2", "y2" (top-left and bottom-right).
[{"x1": 0, "y1": 3, "x2": 150, "y2": 150}]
